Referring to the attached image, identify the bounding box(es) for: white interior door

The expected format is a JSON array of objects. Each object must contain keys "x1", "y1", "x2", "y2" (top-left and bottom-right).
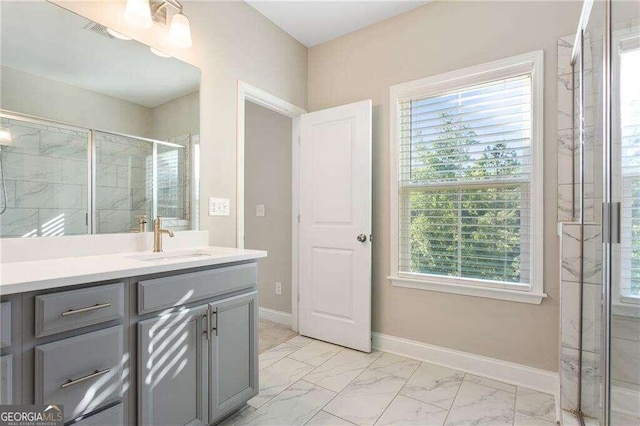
[{"x1": 298, "y1": 99, "x2": 372, "y2": 352}]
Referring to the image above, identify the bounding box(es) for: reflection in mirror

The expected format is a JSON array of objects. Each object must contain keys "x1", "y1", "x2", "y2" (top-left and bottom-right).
[
  {"x1": 0, "y1": 1, "x2": 200, "y2": 238},
  {"x1": 0, "y1": 115, "x2": 90, "y2": 237}
]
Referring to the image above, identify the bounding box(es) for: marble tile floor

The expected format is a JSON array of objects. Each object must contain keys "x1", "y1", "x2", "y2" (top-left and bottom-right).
[
  {"x1": 221, "y1": 335, "x2": 558, "y2": 426},
  {"x1": 259, "y1": 320, "x2": 299, "y2": 353}
]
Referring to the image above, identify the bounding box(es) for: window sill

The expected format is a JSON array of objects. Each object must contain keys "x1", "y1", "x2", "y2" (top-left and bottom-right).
[
  {"x1": 612, "y1": 302, "x2": 640, "y2": 318},
  {"x1": 389, "y1": 276, "x2": 547, "y2": 304}
]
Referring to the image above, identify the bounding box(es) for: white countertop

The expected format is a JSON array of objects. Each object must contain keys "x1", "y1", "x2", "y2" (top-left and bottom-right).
[{"x1": 0, "y1": 246, "x2": 267, "y2": 295}]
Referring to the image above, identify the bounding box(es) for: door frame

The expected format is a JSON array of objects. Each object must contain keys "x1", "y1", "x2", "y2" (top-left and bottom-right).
[{"x1": 236, "y1": 80, "x2": 307, "y2": 331}]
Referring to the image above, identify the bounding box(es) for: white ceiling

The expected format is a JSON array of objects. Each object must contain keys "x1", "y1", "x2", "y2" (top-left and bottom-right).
[
  {"x1": 0, "y1": 2, "x2": 200, "y2": 108},
  {"x1": 245, "y1": 1, "x2": 430, "y2": 47}
]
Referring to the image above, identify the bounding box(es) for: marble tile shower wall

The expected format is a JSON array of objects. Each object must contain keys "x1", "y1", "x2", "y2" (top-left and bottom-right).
[
  {"x1": 559, "y1": 223, "x2": 603, "y2": 418},
  {"x1": 557, "y1": 35, "x2": 604, "y2": 419},
  {"x1": 0, "y1": 117, "x2": 89, "y2": 238},
  {"x1": 557, "y1": 28, "x2": 640, "y2": 421},
  {"x1": 95, "y1": 132, "x2": 153, "y2": 234}
]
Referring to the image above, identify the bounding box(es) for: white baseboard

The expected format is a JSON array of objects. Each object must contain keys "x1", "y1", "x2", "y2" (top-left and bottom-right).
[
  {"x1": 259, "y1": 307, "x2": 292, "y2": 327},
  {"x1": 372, "y1": 332, "x2": 559, "y2": 397}
]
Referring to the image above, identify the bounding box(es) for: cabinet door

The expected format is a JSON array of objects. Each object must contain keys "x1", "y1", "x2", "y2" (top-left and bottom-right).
[
  {"x1": 209, "y1": 291, "x2": 258, "y2": 423},
  {"x1": 1, "y1": 355, "x2": 12, "y2": 405},
  {"x1": 138, "y1": 305, "x2": 208, "y2": 426}
]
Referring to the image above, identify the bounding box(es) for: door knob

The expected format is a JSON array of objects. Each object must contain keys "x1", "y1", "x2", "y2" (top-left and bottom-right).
[{"x1": 357, "y1": 234, "x2": 367, "y2": 242}]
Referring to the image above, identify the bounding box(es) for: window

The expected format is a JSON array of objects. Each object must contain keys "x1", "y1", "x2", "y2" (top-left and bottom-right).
[
  {"x1": 617, "y1": 35, "x2": 640, "y2": 304},
  {"x1": 389, "y1": 51, "x2": 545, "y2": 304}
]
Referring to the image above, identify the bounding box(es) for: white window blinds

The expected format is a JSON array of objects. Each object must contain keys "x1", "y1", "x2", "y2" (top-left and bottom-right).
[
  {"x1": 398, "y1": 74, "x2": 534, "y2": 286},
  {"x1": 620, "y1": 46, "x2": 640, "y2": 299}
]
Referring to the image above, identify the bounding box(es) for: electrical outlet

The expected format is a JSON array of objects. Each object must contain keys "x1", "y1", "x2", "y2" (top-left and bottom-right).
[
  {"x1": 209, "y1": 198, "x2": 230, "y2": 216},
  {"x1": 256, "y1": 204, "x2": 266, "y2": 217},
  {"x1": 275, "y1": 282, "x2": 282, "y2": 296}
]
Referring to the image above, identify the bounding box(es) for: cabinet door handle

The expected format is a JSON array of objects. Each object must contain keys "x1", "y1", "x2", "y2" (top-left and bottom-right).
[
  {"x1": 203, "y1": 311, "x2": 210, "y2": 340},
  {"x1": 60, "y1": 368, "x2": 110, "y2": 389},
  {"x1": 61, "y1": 302, "x2": 112, "y2": 317},
  {"x1": 211, "y1": 309, "x2": 218, "y2": 337}
]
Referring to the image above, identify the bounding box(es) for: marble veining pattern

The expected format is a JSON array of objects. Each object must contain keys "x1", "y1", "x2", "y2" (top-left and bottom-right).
[
  {"x1": 444, "y1": 381, "x2": 515, "y2": 426},
  {"x1": 323, "y1": 369, "x2": 407, "y2": 426},
  {"x1": 203, "y1": 334, "x2": 558, "y2": 426},
  {"x1": 375, "y1": 395, "x2": 448, "y2": 426},
  {"x1": 303, "y1": 348, "x2": 381, "y2": 392},
  {"x1": 514, "y1": 387, "x2": 556, "y2": 422},
  {"x1": 399, "y1": 363, "x2": 464, "y2": 410},
  {"x1": 368, "y1": 353, "x2": 421, "y2": 380},
  {"x1": 248, "y1": 357, "x2": 317, "y2": 409},
  {"x1": 289, "y1": 341, "x2": 343, "y2": 367}
]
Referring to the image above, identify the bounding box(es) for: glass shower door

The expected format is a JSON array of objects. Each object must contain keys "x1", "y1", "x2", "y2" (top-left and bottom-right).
[
  {"x1": 581, "y1": 1, "x2": 606, "y2": 421},
  {"x1": 94, "y1": 131, "x2": 153, "y2": 234},
  {"x1": 609, "y1": 0, "x2": 640, "y2": 423}
]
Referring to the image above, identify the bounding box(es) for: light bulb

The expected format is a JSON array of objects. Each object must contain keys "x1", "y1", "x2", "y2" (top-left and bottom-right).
[
  {"x1": 107, "y1": 28, "x2": 132, "y2": 40},
  {"x1": 150, "y1": 47, "x2": 171, "y2": 58},
  {"x1": 0, "y1": 128, "x2": 12, "y2": 146},
  {"x1": 168, "y1": 13, "x2": 192, "y2": 48},
  {"x1": 124, "y1": 0, "x2": 152, "y2": 29}
]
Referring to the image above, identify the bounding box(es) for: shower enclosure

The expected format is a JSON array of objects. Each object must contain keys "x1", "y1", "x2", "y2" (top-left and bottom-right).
[
  {"x1": 561, "y1": 0, "x2": 640, "y2": 424},
  {"x1": 0, "y1": 112, "x2": 198, "y2": 237}
]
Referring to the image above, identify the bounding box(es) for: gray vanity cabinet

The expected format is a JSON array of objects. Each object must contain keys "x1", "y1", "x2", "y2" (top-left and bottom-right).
[
  {"x1": 208, "y1": 291, "x2": 258, "y2": 424},
  {"x1": 138, "y1": 304, "x2": 209, "y2": 426},
  {"x1": 5, "y1": 260, "x2": 259, "y2": 426}
]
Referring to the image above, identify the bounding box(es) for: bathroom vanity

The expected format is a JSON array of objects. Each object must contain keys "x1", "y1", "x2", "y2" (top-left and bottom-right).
[{"x1": 0, "y1": 246, "x2": 266, "y2": 426}]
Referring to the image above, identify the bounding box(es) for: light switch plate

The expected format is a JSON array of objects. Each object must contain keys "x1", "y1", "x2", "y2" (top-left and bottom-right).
[
  {"x1": 209, "y1": 198, "x2": 230, "y2": 216},
  {"x1": 256, "y1": 204, "x2": 266, "y2": 217}
]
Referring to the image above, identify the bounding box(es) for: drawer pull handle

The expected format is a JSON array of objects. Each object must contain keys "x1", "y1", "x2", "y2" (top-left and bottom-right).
[
  {"x1": 61, "y1": 302, "x2": 112, "y2": 317},
  {"x1": 60, "y1": 368, "x2": 111, "y2": 389}
]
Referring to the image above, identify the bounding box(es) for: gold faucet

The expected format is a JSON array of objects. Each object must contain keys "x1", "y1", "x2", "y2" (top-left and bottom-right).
[
  {"x1": 153, "y1": 216, "x2": 174, "y2": 252},
  {"x1": 131, "y1": 215, "x2": 148, "y2": 233}
]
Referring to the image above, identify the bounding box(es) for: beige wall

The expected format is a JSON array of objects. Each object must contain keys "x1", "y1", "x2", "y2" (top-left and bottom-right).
[
  {"x1": 149, "y1": 91, "x2": 200, "y2": 140},
  {"x1": 308, "y1": 0, "x2": 582, "y2": 371},
  {"x1": 1, "y1": 66, "x2": 151, "y2": 136},
  {"x1": 53, "y1": 0, "x2": 308, "y2": 247},
  {"x1": 244, "y1": 101, "x2": 292, "y2": 313},
  {"x1": 1, "y1": 65, "x2": 198, "y2": 141}
]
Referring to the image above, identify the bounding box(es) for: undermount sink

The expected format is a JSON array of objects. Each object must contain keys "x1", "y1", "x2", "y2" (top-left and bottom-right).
[{"x1": 126, "y1": 250, "x2": 213, "y2": 263}]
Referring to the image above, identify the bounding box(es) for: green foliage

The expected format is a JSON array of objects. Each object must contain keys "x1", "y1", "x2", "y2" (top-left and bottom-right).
[
  {"x1": 625, "y1": 125, "x2": 640, "y2": 295},
  {"x1": 406, "y1": 113, "x2": 525, "y2": 283}
]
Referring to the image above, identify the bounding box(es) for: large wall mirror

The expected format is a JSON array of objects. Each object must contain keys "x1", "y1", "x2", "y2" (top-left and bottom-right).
[{"x1": 0, "y1": 1, "x2": 200, "y2": 238}]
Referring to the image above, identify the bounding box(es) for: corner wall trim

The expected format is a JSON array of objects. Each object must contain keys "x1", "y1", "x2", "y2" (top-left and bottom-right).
[
  {"x1": 259, "y1": 307, "x2": 292, "y2": 327},
  {"x1": 372, "y1": 332, "x2": 559, "y2": 398}
]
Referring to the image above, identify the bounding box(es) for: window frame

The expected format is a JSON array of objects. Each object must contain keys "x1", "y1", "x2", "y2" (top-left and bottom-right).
[{"x1": 389, "y1": 50, "x2": 546, "y2": 304}]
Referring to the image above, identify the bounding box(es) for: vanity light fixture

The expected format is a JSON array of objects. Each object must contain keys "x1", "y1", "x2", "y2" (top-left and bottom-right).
[
  {"x1": 106, "y1": 28, "x2": 132, "y2": 40},
  {"x1": 124, "y1": 0, "x2": 152, "y2": 28},
  {"x1": 0, "y1": 128, "x2": 12, "y2": 145},
  {"x1": 150, "y1": 47, "x2": 172, "y2": 58},
  {"x1": 123, "y1": 0, "x2": 193, "y2": 49},
  {"x1": 168, "y1": 12, "x2": 192, "y2": 49}
]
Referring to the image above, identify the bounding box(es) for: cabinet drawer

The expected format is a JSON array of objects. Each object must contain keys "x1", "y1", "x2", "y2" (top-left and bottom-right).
[
  {"x1": 35, "y1": 326, "x2": 124, "y2": 422},
  {"x1": 138, "y1": 263, "x2": 257, "y2": 314},
  {"x1": 73, "y1": 403, "x2": 124, "y2": 426},
  {"x1": 0, "y1": 302, "x2": 10, "y2": 348},
  {"x1": 35, "y1": 283, "x2": 124, "y2": 338}
]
